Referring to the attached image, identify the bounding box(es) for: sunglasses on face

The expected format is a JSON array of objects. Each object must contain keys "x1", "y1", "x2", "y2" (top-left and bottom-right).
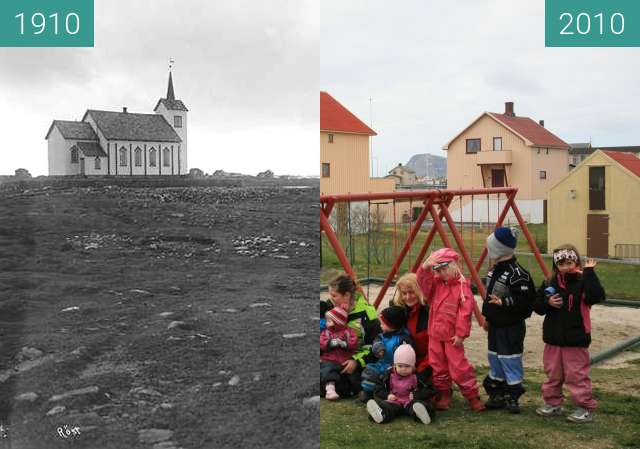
[{"x1": 432, "y1": 261, "x2": 450, "y2": 271}]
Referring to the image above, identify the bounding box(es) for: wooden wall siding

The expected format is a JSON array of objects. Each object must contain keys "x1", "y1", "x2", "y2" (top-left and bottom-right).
[
  {"x1": 447, "y1": 114, "x2": 545, "y2": 199},
  {"x1": 548, "y1": 151, "x2": 640, "y2": 257}
]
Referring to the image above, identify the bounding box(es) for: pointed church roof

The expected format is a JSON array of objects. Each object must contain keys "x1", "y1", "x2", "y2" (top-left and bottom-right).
[
  {"x1": 83, "y1": 110, "x2": 182, "y2": 143},
  {"x1": 167, "y1": 71, "x2": 175, "y2": 101},
  {"x1": 154, "y1": 71, "x2": 188, "y2": 112}
]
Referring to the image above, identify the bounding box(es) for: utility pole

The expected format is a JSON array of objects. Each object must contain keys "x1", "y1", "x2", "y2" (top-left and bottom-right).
[{"x1": 369, "y1": 97, "x2": 373, "y2": 177}]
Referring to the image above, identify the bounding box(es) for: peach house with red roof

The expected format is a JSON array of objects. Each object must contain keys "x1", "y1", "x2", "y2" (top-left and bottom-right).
[
  {"x1": 443, "y1": 102, "x2": 571, "y2": 223},
  {"x1": 548, "y1": 149, "x2": 640, "y2": 259},
  {"x1": 320, "y1": 92, "x2": 395, "y2": 195}
]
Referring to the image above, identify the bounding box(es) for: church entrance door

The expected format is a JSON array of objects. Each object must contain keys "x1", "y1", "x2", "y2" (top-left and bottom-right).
[{"x1": 80, "y1": 158, "x2": 85, "y2": 175}]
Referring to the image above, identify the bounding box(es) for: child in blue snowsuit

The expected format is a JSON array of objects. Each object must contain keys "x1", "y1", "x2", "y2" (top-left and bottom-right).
[{"x1": 360, "y1": 305, "x2": 411, "y2": 401}]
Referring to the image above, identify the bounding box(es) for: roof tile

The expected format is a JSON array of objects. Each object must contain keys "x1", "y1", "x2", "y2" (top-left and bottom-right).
[
  {"x1": 85, "y1": 110, "x2": 182, "y2": 143},
  {"x1": 603, "y1": 151, "x2": 640, "y2": 177},
  {"x1": 320, "y1": 92, "x2": 376, "y2": 136},
  {"x1": 489, "y1": 113, "x2": 570, "y2": 149}
]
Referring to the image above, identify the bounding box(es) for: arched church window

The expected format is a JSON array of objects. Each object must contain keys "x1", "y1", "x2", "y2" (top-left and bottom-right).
[
  {"x1": 70, "y1": 147, "x2": 79, "y2": 164},
  {"x1": 163, "y1": 148, "x2": 171, "y2": 167},
  {"x1": 134, "y1": 147, "x2": 142, "y2": 166},
  {"x1": 94, "y1": 158, "x2": 101, "y2": 170},
  {"x1": 119, "y1": 147, "x2": 128, "y2": 166},
  {"x1": 149, "y1": 148, "x2": 157, "y2": 167}
]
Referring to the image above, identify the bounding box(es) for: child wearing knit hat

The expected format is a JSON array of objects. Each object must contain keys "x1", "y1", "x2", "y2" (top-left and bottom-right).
[
  {"x1": 359, "y1": 306, "x2": 411, "y2": 402},
  {"x1": 417, "y1": 247, "x2": 485, "y2": 412},
  {"x1": 320, "y1": 306, "x2": 359, "y2": 400},
  {"x1": 482, "y1": 227, "x2": 535, "y2": 414},
  {"x1": 366, "y1": 343, "x2": 435, "y2": 425}
]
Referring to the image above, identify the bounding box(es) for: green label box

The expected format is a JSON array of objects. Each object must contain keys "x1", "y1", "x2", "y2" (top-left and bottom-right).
[
  {"x1": 0, "y1": 0, "x2": 94, "y2": 47},
  {"x1": 546, "y1": 0, "x2": 640, "y2": 47}
]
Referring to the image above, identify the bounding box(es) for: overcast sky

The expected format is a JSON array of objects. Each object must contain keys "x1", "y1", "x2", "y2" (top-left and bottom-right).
[
  {"x1": 0, "y1": 0, "x2": 318, "y2": 176},
  {"x1": 321, "y1": 0, "x2": 640, "y2": 177}
]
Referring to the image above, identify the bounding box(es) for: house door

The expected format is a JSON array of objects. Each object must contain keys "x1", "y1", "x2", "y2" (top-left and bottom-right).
[
  {"x1": 587, "y1": 214, "x2": 608, "y2": 258},
  {"x1": 491, "y1": 169, "x2": 505, "y2": 187},
  {"x1": 80, "y1": 158, "x2": 85, "y2": 175}
]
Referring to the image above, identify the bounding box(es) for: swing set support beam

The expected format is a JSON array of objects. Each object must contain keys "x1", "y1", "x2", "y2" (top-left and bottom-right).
[{"x1": 320, "y1": 187, "x2": 549, "y2": 320}]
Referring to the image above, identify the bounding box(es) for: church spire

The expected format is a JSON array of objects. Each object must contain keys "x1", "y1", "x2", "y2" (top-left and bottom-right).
[{"x1": 167, "y1": 71, "x2": 175, "y2": 101}]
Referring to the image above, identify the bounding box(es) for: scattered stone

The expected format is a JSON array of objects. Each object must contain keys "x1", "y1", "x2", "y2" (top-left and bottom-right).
[
  {"x1": 222, "y1": 308, "x2": 238, "y2": 313},
  {"x1": 252, "y1": 373, "x2": 262, "y2": 382},
  {"x1": 169, "y1": 213, "x2": 185, "y2": 218},
  {"x1": 153, "y1": 442, "x2": 180, "y2": 449},
  {"x1": 273, "y1": 255, "x2": 290, "y2": 259},
  {"x1": 303, "y1": 396, "x2": 320, "y2": 407},
  {"x1": 71, "y1": 346, "x2": 88, "y2": 356},
  {"x1": 15, "y1": 392, "x2": 38, "y2": 402},
  {"x1": 159, "y1": 312, "x2": 175, "y2": 318},
  {"x1": 212, "y1": 382, "x2": 222, "y2": 388},
  {"x1": 16, "y1": 347, "x2": 44, "y2": 362},
  {"x1": 130, "y1": 387, "x2": 162, "y2": 397},
  {"x1": 46, "y1": 405, "x2": 66, "y2": 416},
  {"x1": 228, "y1": 375, "x2": 240, "y2": 386},
  {"x1": 49, "y1": 386, "x2": 99, "y2": 402},
  {"x1": 159, "y1": 403, "x2": 175, "y2": 410},
  {"x1": 282, "y1": 333, "x2": 306, "y2": 339},
  {"x1": 169, "y1": 286, "x2": 182, "y2": 292},
  {"x1": 138, "y1": 429, "x2": 174, "y2": 444},
  {"x1": 167, "y1": 321, "x2": 186, "y2": 330},
  {"x1": 61, "y1": 306, "x2": 80, "y2": 312},
  {"x1": 130, "y1": 289, "x2": 153, "y2": 296},
  {"x1": 167, "y1": 336, "x2": 184, "y2": 341},
  {"x1": 249, "y1": 302, "x2": 270, "y2": 308},
  {"x1": 263, "y1": 321, "x2": 271, "y2": 325}
]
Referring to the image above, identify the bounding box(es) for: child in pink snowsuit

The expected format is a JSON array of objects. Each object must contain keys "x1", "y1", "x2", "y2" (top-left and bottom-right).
[
  {"x1": 320, "y1": 306, "x2": 359, "y2": 400},
  {"x1": 417, "y1": 247, "x2": 485, "y2": 412}
]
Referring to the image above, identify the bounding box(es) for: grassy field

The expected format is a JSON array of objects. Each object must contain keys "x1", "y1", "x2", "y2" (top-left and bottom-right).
[
  {"x1": 320, "y1": 355, "x2": 640, "y2": 449},
  {"x1": 320, "y1": 223, "x2": 640, "y2": 300}
]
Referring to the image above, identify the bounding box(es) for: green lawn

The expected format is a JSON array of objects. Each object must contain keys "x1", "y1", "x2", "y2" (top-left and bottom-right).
[
  {"x1": 321, "y1": 223, "x2": 640, "y2": 300},
  {"x1": 320, "y1": 359, "x2": 640, "y2": 449}
]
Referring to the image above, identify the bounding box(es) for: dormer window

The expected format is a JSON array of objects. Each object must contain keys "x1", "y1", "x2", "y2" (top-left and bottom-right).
[{"x1": 174, "y1": 116, "x2": 182, "y2": 128}]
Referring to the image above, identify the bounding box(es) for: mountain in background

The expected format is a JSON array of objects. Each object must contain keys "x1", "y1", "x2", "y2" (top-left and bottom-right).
[{"x1": 405, "y1": 153, "x2": 447, "y2": 178}]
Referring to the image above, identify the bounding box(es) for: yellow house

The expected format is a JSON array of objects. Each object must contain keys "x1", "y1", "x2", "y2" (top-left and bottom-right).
[
  {"x1": 443, "y1": 102, "x2": 570, "y2": 223},
  {"x1": 320, "y1": 92, "x2": 395, "y2": 195},
  {"x1": 386, "y1": 163, "x2": 417, "y2": 185},
  {"x1": 548, "y1": 150, "x2": 640, "y2": 259}
]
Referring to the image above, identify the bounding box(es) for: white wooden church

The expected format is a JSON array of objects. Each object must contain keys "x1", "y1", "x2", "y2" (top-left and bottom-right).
[{"x1": 46, "y1": 72, "x2": 188, "y2": 176}]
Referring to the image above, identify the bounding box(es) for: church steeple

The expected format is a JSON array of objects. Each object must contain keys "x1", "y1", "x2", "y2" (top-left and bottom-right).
[{"x1": 167, "y1": 71, "x2": 175, "y2": 101}]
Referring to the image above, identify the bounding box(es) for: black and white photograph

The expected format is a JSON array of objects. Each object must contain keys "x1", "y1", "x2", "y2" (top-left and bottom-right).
[{"x1": 0, "y1": 1, "x2": 319, "y2": 448}]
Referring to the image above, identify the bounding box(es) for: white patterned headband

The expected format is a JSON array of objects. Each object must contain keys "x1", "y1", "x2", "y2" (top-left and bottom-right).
[{"x1": 553, "y1": 249, "x2": 578, "y2": 264}]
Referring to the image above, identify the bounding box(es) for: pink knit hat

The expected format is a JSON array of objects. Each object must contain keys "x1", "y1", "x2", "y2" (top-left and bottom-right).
[
  {"x1": 326, "y1": 307, "x2": 348, "y2": 328},
  {"x1": 431, "y1": 247, "x2": 460, "y2": 264},
  {"x1": 393, "y1": 343, "x2": 416, "y2": 367}
]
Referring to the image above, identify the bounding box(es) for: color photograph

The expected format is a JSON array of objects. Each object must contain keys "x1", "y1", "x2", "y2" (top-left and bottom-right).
[{"x1": 320, "y1": 2, "x2": 640, "y2": 448}]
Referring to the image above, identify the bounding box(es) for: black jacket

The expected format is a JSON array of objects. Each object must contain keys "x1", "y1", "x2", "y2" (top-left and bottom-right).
[
  {"x1": 482, "y1": 257, "x2": 535, "y2": 327},
  {"x1": 533, "y1": 268, "x2": 605, "y2": 347}
]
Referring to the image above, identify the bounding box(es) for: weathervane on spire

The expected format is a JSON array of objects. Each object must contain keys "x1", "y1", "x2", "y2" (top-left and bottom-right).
[{"x1": 169, "y1": 58, "x2": 175, "y2": 72}]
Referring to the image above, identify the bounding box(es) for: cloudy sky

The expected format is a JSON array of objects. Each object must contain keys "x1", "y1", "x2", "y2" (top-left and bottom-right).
[
  {"x1": 321, "y1": 0, "x2": 640, "y2": 176},
  {"x1": 0, "y1": 0, "x2": 318, "y2": 176}
]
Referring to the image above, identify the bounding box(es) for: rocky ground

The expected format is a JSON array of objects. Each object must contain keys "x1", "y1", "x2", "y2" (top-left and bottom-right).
[{"x1": 0, "y1": 181, "x2": 319, "y2": 449}]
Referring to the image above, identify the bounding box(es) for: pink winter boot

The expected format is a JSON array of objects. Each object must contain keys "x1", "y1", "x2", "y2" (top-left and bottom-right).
[{"x1": 325, "y1": 382, "x2": 339, "y2": 401}]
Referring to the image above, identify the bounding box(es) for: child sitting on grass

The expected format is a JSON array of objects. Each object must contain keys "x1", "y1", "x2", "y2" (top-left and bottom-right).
[
  {"x1": 366, "y1": 344, "x2": 435, "y2": 425},
  {"x1": 533, "y1": 244, "x2": 605, "y2": 423},
  {"x1": 359, "y1": 305, "x2": 411, "y2": 402},
  {"x1": 320, "y1": 306, "x2": 359, "y2": 400}
]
